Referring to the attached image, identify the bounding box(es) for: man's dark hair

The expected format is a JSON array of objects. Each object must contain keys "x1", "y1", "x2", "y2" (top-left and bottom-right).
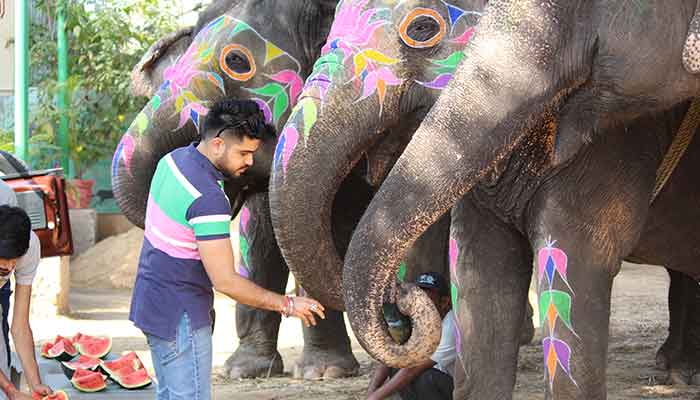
[
  {"x1": 0, "y1": 205, "x2": 31, "y2": 259},
  {"x1": 201, "y1": 99, "x2": 275, "y2": 142}
]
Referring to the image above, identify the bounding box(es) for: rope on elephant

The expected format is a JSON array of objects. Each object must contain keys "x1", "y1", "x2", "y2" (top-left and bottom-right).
[{"x1": 651, "y1": 98, "x2": 700, "y2": 203}]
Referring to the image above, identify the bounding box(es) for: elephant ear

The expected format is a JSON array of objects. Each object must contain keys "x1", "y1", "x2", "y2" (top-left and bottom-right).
[
  {"x1": 683, "y1": 4, "x2": 700, "y2": 74},
  {"x1": 298, "y1": 0, "x2": 340, "y2": 69},
  {"x1": 130, "y1": 27, "x2": 194, "y2": 98}
]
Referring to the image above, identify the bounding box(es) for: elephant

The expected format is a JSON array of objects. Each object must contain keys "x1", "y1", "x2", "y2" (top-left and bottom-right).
[
  {"x1": 302, "y1": 1, "x2": 700, "y2": 399},
  {"x1": 112, "y1": 0, "x2": 454, "y2": 380},
  {"x1": 269, "y1": 0, "x2": 560, "y2": 354}
]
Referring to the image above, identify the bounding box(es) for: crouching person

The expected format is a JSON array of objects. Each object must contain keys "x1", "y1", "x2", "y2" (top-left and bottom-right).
[
  {"x1": 0, "y1": 206, "x2": 52, "y2": 400},
  {"x1": 367, "y1": 272, "x2": 456, "y2": 400}
]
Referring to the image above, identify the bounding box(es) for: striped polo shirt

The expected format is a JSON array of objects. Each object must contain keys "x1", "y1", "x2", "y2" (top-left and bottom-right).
[{"x1": 130, "y1": 143, "x2": 231, "y2": 340}]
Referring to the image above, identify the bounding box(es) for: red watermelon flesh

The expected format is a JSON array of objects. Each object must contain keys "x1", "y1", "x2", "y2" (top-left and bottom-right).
[
  {"x1": 41, "y1": 336, "x2": 74, "y2": 358},
  {"x1": 46, "y1": 339, "x2": 78, "y2": 362},
  {"x1": 70, "y1": 369, "x2": 106, "y2": 392},
  {"x1": 32, "y1": 390, "x2": 69, "y2": 400},
  {"x1": 73, "y1": 334, "x2": 112, "y2": 358},
  {"x1": 102, "y1": 352, "x2": 143, "y2": 375},
  {"x1": 113, "y1": 367, "x2": 152, "y2": 390},
  {"x1": 60, "y1": 355, "x2": 101, "y2": 379}
]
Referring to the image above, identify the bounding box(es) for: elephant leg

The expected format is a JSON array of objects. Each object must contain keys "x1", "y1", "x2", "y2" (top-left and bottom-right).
[
  {"x1": 528, "y1": 185, "x2": 650, "y2": 398},
  {"x1": 294, "y1": 309, "x2": 360, "y2": 379},
  {"x1": 683, "y1": 0, "x2": 700, "y2": 74},
  {"x1": 225, "y1": 192, "x2": 286, "y2": 379},
  {"x1": 450, "y1": 195, "x2": 533, "y2": 399},
  {"x1": 289, "y1": 172, "x2": 369, "y2": 380},
  {"x1": 673, "y1": 271, "x2": 700, "y2": 385},
  {"x1": 655, "y1": 269, "x2": 687, "y2": 372}
]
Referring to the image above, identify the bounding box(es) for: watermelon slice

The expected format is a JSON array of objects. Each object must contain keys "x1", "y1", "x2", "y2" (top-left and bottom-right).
[
  {"x1": 32, "y1": 390, "x2": 69, "y2": 400},
  {"x1": 60, "y1": 355, "x2": 101, "y2": 379},
  {"x1": 43, "y1": 337, "x2": 78, "y2": 362},
  {"x1": 72, "y1": 333, "x2": 112, "y2": 359},
  {"x1": 112, "y1": 367, "x2": 152, "y2": 390},
  {"x1": 70, "y1": 369, "x2": 107, "y2": 392},
  {"x1": 101, "y1": 352, "x2": 143, "y2": 376}
]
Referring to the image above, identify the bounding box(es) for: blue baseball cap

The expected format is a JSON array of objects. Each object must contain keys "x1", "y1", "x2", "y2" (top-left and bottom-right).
[{"x1": 415, "y1": 272, "x2": 449, "y2": 297}]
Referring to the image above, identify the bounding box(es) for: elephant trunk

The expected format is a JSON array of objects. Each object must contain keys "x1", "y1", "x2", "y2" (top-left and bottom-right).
[
  {"x1": 112, "y1": 88, "x2": 197, "y2": 228},
  {"x1": 269, "y1": 80, "x2": 390, "y2": 311},
  {"x1": 343, "y1": 8, "x2": 572, "y2": 367}
]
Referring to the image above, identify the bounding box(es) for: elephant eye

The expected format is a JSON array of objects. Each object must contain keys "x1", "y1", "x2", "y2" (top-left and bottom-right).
[
  {"x1": 226, "y1": 52, "x2": 250, "y2": 73},
  {"x1": 220, "y1": 44, "x2": 257, "y2": 81},
  {"x1": 399, "y1": 8, "x2": 446, "y2": 49}
]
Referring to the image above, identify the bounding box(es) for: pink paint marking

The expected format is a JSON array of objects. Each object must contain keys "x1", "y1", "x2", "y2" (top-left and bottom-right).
[
  {"x1": 449, "y1": 237, "x2": 459, "y2": 279},
  {"x1": 269, "y1": 70, "x2": 304, "y2": 105},
  {"x1": 323, "y1": 1, "x2": 388, "y2": 56},
  {"x1": 359, "y1": 70, "x2": 378, "y2": 100},
  {"x1": 118, "y1": 134, "x2": 135, "y2": 175},
  {"x1": 240, "y1": 206, "x2": 251, "y2": 235},
  {"x1": 282, "y1": 126, "x2": 299, "y2": 174},
  {"x1": 449, "y1": 27, "x2": 475, "y2": 45},
  {"x1": 538, "y1": 244, "x2": 572, "y2": 290},
  {"x1": 550, "y1": 247, "x2": 568, "y2": 279},
  {"x1": 177, "y1": 102, "x2": 210, "y2": 130}
]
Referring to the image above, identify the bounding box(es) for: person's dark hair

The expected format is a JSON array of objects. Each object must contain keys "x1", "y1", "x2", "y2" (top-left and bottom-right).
[
  {"x1": 201, "y1": 99, "x2": 275, "y2": 142},
  {"x1": 0, "y1": 205, "x2": 31, "y2": 259}
]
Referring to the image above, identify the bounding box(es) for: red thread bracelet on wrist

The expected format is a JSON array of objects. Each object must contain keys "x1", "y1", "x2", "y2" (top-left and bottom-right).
[{"x1": 1, "y1": 381, "x2": 16, "y2": 396}]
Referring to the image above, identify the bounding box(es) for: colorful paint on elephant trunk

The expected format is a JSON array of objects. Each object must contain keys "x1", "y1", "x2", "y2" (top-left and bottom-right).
[
  {"x1": 537, "y1": 238, "x2": 578, "y2": 390},
  {"x1": 448, "y1": 235, "x2": 466, "y2": 374},
  {"x1": 237, "y1": 206, "x2": 252, "y2": 279}
]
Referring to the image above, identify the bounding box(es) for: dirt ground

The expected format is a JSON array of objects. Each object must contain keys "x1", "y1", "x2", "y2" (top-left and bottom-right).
[{"x1": 29, "y1": 262, "x2": 700, "y2": 399}]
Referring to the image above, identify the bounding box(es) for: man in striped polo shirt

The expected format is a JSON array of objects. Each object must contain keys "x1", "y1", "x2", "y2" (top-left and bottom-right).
[{"x1": 130, "y1": 99, "x2": 325, "y2": 400}]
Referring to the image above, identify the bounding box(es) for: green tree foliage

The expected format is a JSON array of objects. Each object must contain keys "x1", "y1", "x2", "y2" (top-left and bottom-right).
[{"x1": 25, "y1": 0, "x2": 182, "y2": 174}]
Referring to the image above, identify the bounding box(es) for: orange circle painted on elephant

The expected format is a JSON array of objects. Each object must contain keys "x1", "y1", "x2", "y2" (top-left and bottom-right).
[
  {"x1": 220, "y1": 44, "x2": 257, "y2": 81},
  {"x1": 399, "y1": 8, "x2": 447, "y2": 49}
]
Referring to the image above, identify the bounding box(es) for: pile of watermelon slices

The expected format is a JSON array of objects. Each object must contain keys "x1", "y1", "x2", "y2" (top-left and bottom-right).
[
  {"x1": 40, "y1": 333, "x2": 151, "y2": 393},
  {"x1": 32, "y1": 390, "x2": 69, "y2": 400}
]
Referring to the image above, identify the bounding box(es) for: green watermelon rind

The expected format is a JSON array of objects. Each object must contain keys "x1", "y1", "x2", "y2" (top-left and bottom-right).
[
  {"x1": 112, "y1": 370, "x2": 152, "y2": 390},
  {"x1": 70, "y1": 371, "x2": 107, "y2": 393},
  {"x1": 113, "y1": 377, "x2": 152, "y2": 390},
  {"x1": 75, "y1": 336, "x2": 113, "y2": 359}
]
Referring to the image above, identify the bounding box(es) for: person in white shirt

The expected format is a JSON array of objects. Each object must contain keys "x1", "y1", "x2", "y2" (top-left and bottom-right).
[
  {"x1": 367, "y1": 272, "x2": 456, "y2": 400},
  {"x1": 0, "y1": 205, "x2": 53, "y2": 400}
]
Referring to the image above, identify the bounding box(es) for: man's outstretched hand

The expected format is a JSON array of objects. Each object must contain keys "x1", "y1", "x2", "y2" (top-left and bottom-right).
[{"x1": 290, "y1": 296, "x2": 325, "y2": 327}]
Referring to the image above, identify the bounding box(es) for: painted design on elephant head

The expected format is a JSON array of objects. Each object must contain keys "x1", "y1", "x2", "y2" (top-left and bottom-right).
[
  {"x1": 117, "y1": 15, "x2": 304, "y2": 180},
  {"x1": 272, "y1": 0, "x2": 480, "y2": 179},
  {"x1": 123, "y1": 15, "x2": 302, "y2": 137},
  {"x1": 237, "y1": 206, "x2": 252, "y2": 279},
  {"x1": 537, "y1": 238, "x2": 579, "y2": 390}
]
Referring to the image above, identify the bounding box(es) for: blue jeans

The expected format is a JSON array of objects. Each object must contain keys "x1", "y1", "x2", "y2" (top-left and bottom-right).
[{"x1": 145, "y1": 313, "x2": 213, "y2": 400}]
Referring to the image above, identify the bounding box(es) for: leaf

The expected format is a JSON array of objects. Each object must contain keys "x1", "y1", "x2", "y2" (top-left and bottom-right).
[
  {"x1": 313, "y1": 52, "x2": 342, "y2": 73},
  {"x1": 301, "y1": 98, "x2": 318, "y2": 139},
  {"x1": 357, "y1": 49, "x2": 400, "y2": 65},
  {"x1": 431, "y1": 51, "x2": 465, "y2": 69},
  {"x1": 175, "y1": 95, "x2": 184, "y2": 112},
  {"x1": 272, "y1": 91, "x2": 290, "y2": 124},
  {"x1": 245, "y1": 83, "x2": 285, "y2": 98}
]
